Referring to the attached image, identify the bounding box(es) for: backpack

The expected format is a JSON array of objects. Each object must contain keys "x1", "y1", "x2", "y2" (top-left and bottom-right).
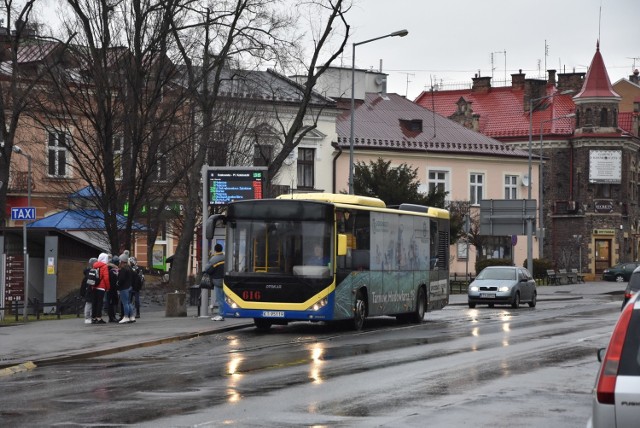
[{"x1": 86, "y1": 267, "x2": 100, "y2": 288}]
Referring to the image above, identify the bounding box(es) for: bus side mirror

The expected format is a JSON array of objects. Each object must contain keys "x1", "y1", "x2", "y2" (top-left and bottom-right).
[
  {"x1": 206, "y1": 214, "x2": 226, "y2": 240},
  {"x1": 337, "y1": 234, "x2": 347, "y2": 256}
]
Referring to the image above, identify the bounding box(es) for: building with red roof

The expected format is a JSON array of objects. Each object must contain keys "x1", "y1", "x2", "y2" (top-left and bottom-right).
[
  {"x1": 415, "y1": 43, "x2": 640, "y2": 279},
  {"x1": 316, "y1": 65, "x2": 540, "y2": 274}
]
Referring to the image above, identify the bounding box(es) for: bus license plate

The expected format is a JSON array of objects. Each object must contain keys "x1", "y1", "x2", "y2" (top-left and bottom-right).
[
  {"x1": 479, "y1": 293, "x2": 495, "y2": 298},
  {"x1": 262, "y1": 311, "x2": 285, "y2": 318}
]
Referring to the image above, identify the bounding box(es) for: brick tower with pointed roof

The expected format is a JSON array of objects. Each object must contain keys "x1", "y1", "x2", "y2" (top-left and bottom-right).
[{"x1": 573, "y1": 41, "x2": 621, "y2": 134}]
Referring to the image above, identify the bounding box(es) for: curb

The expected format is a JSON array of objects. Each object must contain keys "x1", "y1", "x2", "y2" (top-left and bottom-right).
[
  {"x1": 448, "y1": 295, "x2": 585, "y2": 306},
  {"x1": 0, "y1": 361, "x2": 37, "y2": 378},
  {"x1": 0, "y1": 322, "x2": 254, "y2": 373}
]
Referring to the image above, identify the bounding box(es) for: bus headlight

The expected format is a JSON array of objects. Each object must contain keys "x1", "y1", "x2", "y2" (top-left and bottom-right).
[
  {"x1": 306, "y1": 298, "x2": 328, "y2": 312},
  {"x1": 225, "y1": 295, "x2": 239, "y2": 309}
]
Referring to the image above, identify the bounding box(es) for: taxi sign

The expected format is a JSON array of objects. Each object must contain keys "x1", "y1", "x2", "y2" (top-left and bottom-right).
[{"x1": 11, "y1": 207, "x2": 35, "y2": 221}]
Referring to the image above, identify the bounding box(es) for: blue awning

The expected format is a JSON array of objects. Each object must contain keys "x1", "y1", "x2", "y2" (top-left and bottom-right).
[{"x1": 27, "y1": 209, "x2": 147, "y2": 231}]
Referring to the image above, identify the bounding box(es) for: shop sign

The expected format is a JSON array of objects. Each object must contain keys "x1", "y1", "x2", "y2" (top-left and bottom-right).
[{"x1": 594, "y1": 200, "x2": 614, "y2": 213}]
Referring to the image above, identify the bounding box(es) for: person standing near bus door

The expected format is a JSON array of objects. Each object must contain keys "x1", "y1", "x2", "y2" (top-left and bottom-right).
[{"x1": 206, "y1": 243, "x2": 225, "y2": 321}]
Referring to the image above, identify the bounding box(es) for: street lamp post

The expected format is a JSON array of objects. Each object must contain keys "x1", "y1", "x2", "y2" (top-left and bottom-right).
[
  {"x1": 13, "y1": 145, "x2": 32, "y2": 321},
  {"x1": 526, "y1": 89, "x2": 574, "y2": 272},
  {"x1": 349, "y1": 29, "x2": 408, "y2": 194},
  {"x1": 538, "y1": 113, "x2": 575, "y2": 258}
]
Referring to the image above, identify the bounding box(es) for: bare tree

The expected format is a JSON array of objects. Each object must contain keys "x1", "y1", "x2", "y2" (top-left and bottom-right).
[
  {"x1": 31, "y1": 0, "x2": 190, "y2": 256},
  {"x1": 0, "y1": 1, "x2": 60, "y2": 226},
  {"x1": 163, "y1": 0, "x2": 350, "y2": 289}
]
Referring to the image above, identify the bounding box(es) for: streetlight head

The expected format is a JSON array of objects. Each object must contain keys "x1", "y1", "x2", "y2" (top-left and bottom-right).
[
  {"x1": 12, "y1": 145, "x2": 22, "y2": 154},
  {"x1": 391, "y1": 29, "x2": 409, "y2": 38}
]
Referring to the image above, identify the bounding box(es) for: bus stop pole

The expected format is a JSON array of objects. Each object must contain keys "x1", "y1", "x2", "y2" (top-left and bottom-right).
[{"x1": 200, "y1": 165, "x2": 210, "y2": 318}]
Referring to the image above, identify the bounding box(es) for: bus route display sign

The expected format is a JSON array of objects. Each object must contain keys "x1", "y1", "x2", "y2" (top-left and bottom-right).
[{"x1": 207, "y1": 167, "x2": 267, "y2": 205}]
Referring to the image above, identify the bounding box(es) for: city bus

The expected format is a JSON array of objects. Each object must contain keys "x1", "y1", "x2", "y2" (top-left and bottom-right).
[{"x1": 206, "y1": 193, "x2": 450, "y2": 331}]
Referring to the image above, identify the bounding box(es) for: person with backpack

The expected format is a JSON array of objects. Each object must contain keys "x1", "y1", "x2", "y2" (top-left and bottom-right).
[
  {"x1": 91, "y1": 253, "x2": 111, "y2": 324},
  {"x1": 117, "y1": 253, "x2": 136, "y2": 323},
  {"x1": 128, "y1": 256, "x2": 144, "y2": 319},
  {"x1": 80, "y1": 257, "x2": 98, "y2": 324},
  {"x1": 106, "y1": 256, "x2": 121, "y2": 322}
]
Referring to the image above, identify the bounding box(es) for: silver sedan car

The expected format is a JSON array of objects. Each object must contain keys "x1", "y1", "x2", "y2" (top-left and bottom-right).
[
  {"x1": 467, "y1": 266, "x2": 537, "y2": 309},
  {"x1": 588, "y1": 292, "x2": 640, "y2": 427}
]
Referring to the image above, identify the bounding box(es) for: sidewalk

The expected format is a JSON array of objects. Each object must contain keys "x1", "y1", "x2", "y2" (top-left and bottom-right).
[
  {"x1": 0, "y1": 281, "x2": 624, "y2": 375},
  {"x1": 0, "y1": 305, "x2": 253, "y2": 374}
]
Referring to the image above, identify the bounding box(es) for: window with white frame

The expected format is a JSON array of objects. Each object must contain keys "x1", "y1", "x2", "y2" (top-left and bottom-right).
[
  {"x1": 428, "y1": 170, "x2": 448, "y2": 194},
  {"x1": 504, "y1": 175, "x2": 518, "y2": 199},
  {"x1": 47, "y1": 130, "x2": 68, "y2": 177},
  {"x1": 253, "y1": 144, "x2": 273, "y2": 167},
  {"x1": 470, "y1": 173, "x2": 484, "y2": 205},
  {"x1": 297, "y1": 147, "x2": 314, "y2": 189}
]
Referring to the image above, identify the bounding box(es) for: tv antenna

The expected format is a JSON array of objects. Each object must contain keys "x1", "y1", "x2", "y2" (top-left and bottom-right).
[
  {"x1": 400, "y1": 72, "x2": 415, "y2": 98},
  {"x1": 491, "y1": 50, "x2": 506, "y2": 83}
]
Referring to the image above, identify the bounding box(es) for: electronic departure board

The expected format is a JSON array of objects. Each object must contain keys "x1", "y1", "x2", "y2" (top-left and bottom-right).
[{"x1": 207, "y1": 167, "x2": 267, "y2": 205}]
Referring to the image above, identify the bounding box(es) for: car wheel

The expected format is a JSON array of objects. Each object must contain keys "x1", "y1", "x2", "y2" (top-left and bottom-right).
[
  {"x1": 511, "y1": 292, "x2": 520, "y2": 309},
  {"x1": 409, "y1": 287, "x2": 426, "y2": 323},
  {"x1": 528, "y1": 291, "x2": 537, "y2": 308},
  {"x1": 468, "y1": 302, "x2": 476, "y2": 309},
  {"x1": 254, "y1": 318, "x2": 272, "y2": 331},
  {"x1": 615, "y1": 274, "x2": 625, "y2": 282},
  {"x1": 352, "y1": 290, "x2": 367, "y2": 331}
]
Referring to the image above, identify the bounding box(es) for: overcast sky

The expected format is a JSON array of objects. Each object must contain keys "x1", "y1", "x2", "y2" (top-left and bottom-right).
[{"x1": 341, "y1": 0, "x2": 638, "y2": 99}]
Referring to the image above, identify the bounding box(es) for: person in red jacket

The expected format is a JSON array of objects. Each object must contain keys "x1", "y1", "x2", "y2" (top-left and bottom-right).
[{"x1": 91, "y1": 252, "x2": 111, "y2": 324}]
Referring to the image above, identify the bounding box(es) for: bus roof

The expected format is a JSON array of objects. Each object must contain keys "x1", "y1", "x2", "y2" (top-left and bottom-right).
[
  {"x1": 276, "y1": 193, "x2": 386, "y2": 208},
  {"x1": 275, "y1": 193, "x2": 449, "y2": 219}
]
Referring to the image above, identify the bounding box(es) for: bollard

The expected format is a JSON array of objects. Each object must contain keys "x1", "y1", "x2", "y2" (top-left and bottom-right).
[{"x1": 165, "y1": 291, "x2": 187, "y2": 317}]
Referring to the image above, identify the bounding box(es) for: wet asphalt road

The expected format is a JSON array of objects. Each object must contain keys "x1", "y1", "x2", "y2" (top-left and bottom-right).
[{"x1": 0, "y1": 293, "x2": 620, "y2": 427}]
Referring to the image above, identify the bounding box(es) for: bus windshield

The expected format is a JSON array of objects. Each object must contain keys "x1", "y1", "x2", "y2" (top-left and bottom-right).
[{"x1": 227, "y1": 219, "x2": 332, "y2": 277}]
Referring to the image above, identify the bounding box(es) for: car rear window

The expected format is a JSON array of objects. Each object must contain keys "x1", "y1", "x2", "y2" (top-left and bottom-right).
[
  {"x1": 629, "y1": 273, "x2": 640, "y2": 292},
  {"x1": 619, "y1": 309, "x2": 640, "y2": 376}
]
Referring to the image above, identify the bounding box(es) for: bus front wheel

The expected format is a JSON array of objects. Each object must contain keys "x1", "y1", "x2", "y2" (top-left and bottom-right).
[
  {"x1": 409, "y1": 287, "x2": 426, "y2": 323},
  {"x1": 353, "y1": 291, "x2": 367, "y2": 331},
  {"x1": 254, "y1": 318, "x2": 272, "y2": 331}
]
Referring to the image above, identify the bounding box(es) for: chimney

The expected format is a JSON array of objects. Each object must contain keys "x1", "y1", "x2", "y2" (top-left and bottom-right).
[
  {"x1": 471, "y1": 74, "x2": 492, "y2": 93},
  {"x1": 630, "y1": 69, "x2": 640, "y2": 85},
  {"x1": 523, "y1": 78, "x2": 547, "y2": 111},
  {"x1": 547, "y1": 69, "x2": 557, "y2": 85},
  {"x1": 511, "y1": 69, "x2": 525, "y2": 90},
  {"x1": 557, "y1": 71, "x2": 586, "y2": 93}
]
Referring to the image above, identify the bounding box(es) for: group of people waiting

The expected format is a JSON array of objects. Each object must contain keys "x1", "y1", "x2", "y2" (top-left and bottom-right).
[{"x1": 80, "y1": 250, "x2": 144, "y2": 325}]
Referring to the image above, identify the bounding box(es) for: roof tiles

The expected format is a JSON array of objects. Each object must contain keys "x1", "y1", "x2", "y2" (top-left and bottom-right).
[{"x1": 337, "y1": 92, "x2": 529, "y2": 158}]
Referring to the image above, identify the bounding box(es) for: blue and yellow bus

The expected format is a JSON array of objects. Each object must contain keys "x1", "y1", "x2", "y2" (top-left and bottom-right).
[{"x1": 206, "y1": 193, "x2": 450, "y2": 331}]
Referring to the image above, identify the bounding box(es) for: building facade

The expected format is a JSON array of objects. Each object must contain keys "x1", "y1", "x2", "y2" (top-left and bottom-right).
[{"x1": 416, "y1": 43, "x2": 640, "y2": 279}]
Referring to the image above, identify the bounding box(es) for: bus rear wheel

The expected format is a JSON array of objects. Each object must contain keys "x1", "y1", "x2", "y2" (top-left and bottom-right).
[
  {"x1": 353, "y1": 291, "x2": 366, "y2": 331},
  {"x1": 409, "y1": 287, "x2": 426, "y2": 323},
  {"x1": 254, "y1": 318, "x2": 272, "y2": 331}
]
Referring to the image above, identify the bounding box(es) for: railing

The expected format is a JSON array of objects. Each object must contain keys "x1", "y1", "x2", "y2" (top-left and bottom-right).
[
  {"x1": 0, "y1": 298, "x2": 84, "y2": 321},
  {"x1": 450, "y1": 272, "x2": 474, "y2": 294}
]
